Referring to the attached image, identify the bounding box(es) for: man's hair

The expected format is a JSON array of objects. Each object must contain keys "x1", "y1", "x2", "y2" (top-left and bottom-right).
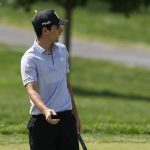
[
  {"x1": 32, "y1": 22, "x2": 51, "y2": 38},
  {"x1": 32, "y1": 9, "x2": 53, "y2": 38}
]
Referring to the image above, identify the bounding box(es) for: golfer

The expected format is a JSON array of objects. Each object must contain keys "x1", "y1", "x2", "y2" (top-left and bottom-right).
[{"x1": 21, "y1": 9, "x2": 80, "y2": 150}]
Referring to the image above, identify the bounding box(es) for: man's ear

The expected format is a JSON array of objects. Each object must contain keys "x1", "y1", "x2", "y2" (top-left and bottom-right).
[{"x1": 42, "y1": 27, "x2": 48, "y2": 34}]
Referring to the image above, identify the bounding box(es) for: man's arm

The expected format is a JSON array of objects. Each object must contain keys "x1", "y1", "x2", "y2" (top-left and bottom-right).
[
  {"x1": 25, "y1": 82, "x2": 60, "y2": 124},
  {"x1": 67, "y1": 77, "x2": 81, "y2": 133}
]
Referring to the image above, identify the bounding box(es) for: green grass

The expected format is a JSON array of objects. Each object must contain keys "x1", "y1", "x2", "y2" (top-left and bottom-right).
[
  {"x1": 71, "y1": 58, "x2": 150, "y2": 135},
  {"x1": 0, "y1": 1, "x2": 150, "y2": 47},
  {"x1": 1, "y1": 143, "x2": 150, "y2": 150},
  {"x1": 0, "y1": 2, "x2": 64, "y2": 29},
  {"x1": 0, "y1": 44, "x2": 150, "y2": 146}
]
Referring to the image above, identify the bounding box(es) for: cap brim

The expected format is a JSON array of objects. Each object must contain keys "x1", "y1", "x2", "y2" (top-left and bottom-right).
[{"x1": 59, "y1": 19, "x2": 69, "y2": 25}]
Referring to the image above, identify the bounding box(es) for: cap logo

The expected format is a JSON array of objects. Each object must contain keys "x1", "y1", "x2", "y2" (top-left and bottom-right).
[{"x1": 42, "y1": 20, "x2": 51, "y2": 26}]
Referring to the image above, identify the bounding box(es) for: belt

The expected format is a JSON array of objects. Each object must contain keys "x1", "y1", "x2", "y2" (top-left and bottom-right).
[{"x1": 32, "y1": 110, "x2": 72, "y2": 119}]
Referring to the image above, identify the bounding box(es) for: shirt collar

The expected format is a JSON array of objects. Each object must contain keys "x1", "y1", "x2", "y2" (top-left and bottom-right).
[
  {"x1": 33, "y1": 39, "x2": 45, "y2": 54},
  {"x1": 33, "y1": 39, "x2": 56, "y2": 55}
]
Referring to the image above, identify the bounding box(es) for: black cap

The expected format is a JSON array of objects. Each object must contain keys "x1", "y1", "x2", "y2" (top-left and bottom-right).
[{"x1": 32, "y1": 9, "x2": 68, "y2": 28}]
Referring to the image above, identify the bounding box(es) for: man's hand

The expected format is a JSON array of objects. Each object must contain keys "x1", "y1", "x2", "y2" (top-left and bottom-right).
[{"x1": 44, "y1": 109, "x2": 60, "y2": 124}]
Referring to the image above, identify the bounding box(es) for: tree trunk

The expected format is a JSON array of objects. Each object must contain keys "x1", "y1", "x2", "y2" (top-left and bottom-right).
[{"x1": 64, "y1": 5, "x2": 73, "y2": 54}]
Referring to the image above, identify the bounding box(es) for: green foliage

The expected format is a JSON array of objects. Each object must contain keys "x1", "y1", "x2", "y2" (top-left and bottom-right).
[
  {"x1": 4, "y1": 0, "x2": 150, "y2": 14},
  {"x1": 55, "y1": 0, "x2": 87, "y2": 7},
  {"x1": 14, "y1": 0, "x2": 37, "y2": 11},
  {"x1": 102, "y1": 0, "x2": 150, "y2": 16}
]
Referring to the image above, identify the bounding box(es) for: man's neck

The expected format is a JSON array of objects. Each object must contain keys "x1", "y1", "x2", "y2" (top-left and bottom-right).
[{"x1": 37, "y1": 38, "x2": 54, "y2": 53}]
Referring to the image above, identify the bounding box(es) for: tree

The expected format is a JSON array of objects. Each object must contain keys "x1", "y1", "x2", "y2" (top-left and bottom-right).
[
  {"x1": 13, "y1": 0, "x2": 87, "y2": 54},
  {"x1": 102, "y1": 0, "x2": 150, "y2": 17},
  {"x1": 55, "y1": 0, "x2": 87, "y2": 53}
]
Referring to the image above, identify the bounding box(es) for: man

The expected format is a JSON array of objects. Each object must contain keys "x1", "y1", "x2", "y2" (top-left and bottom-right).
[{"x1": 21, "y1": 9, "x2": 80, "y2": 150}]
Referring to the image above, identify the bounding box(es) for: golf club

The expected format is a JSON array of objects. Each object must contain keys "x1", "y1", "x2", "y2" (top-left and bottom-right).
[{"x1": 78, "y1": 134, "x2": 87, "y2": 150}]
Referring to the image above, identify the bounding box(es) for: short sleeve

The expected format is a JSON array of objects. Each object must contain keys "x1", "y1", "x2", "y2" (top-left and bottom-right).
[{"x1": 21, "y1": 56, "x2": 37, "y2": 86}]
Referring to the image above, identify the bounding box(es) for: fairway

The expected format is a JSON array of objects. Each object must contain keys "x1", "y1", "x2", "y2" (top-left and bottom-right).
[
  {"x1": 1, "y1": 45, "x2": 150, "y2": 149},
  {"x1": 0, "y1": 143, "x2": 150, "y2": 150}
]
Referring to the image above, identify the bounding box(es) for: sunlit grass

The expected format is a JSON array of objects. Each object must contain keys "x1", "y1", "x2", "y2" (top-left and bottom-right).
[{"x1": 1, "y1": 142, "x2": 150, "y2": 150}]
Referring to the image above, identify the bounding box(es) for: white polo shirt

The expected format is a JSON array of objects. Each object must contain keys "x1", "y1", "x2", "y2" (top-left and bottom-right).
[{"x1": 21, "y1": 41, "x2": 72, "y2": 115}]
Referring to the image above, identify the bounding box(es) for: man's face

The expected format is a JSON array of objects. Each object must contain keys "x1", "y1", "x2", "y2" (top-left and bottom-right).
[{"x1": 48, "y1": 25, "x2": 63, "y2": 42}]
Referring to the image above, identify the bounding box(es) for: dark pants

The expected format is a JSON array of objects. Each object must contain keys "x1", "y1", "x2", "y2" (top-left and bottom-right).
[{"x1": 27, "y1": 110, "x2": 79, "y2": 150}]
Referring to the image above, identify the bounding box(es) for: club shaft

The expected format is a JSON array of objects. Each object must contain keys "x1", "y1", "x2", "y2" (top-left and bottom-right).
[{"x1": 78, "y1": 134, "x2": 87, "y2": 150}]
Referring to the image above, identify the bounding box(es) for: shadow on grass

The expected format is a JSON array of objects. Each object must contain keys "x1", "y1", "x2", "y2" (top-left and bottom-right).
[{"x1": 73, "y1": 86, "x2": 150, "y2": 101}]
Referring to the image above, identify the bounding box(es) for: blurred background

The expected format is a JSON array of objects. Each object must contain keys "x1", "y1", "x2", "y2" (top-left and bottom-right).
[{"x1": 0, "y1": 0, "x2": 150, "y2": 150}]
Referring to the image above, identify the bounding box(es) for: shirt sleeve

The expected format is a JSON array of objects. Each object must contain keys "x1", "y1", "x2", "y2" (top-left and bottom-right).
[{"x1": 21, "y1": 56, "x2": 37, "y2": 86}]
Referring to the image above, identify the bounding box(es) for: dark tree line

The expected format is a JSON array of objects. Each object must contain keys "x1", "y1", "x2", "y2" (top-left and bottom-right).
[{"x1": 103, "y1": 0, "x2": 150, "y2": 17}]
